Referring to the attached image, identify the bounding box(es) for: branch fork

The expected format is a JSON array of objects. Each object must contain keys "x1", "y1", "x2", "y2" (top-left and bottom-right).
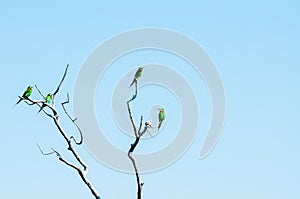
[
  {"x1": 19, "y1": 64, "x2": 101, "y2": 199},
  {"x1": 127, "y1": 79, "x2": 153, "y2": 199}
]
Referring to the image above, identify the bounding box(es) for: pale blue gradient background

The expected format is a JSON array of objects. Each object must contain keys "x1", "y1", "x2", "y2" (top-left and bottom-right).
[{"x1": 1, "y1": 1, "x2": 300, "y2": 198}]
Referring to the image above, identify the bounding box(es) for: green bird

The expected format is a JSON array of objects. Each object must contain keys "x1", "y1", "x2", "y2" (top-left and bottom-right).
[
  {"x1": 15, "y1": 86, "x2": 33, "y2": 105},
  {"x1": 130, "y1": 67, "x2": 143, "y2": 87},
  {"x1": 38, "y1": 93, "x2": 53, "y2": 113},
  {"x1": 158, "y1": 108, "x2": 166, "y2": 131}
]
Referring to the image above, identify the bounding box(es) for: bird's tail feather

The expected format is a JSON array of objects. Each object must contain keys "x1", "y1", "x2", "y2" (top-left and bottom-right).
[
  {"x1": 37, "y1": 104, "x2": 45, "y2": 114},
  {"x1": 129, "y1": 78, "x2": 136, "y2": 87},
  {"x1": 158, "y1": 121, "x2": 162, "y2": 131},
  {"x1": 14, "y1": 98, "x2": 22, "y2": 106},
  {"x1": 13, "y1": 97, "x2": 25, "y2": 108}
]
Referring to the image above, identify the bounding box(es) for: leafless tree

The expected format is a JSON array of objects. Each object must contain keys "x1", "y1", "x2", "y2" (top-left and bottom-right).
[
  {"x1": 17, "y1": 64, "x2": 155, "y2": 199},
  {"x1": 17, "y1": 65, "x2": 101, "y2": 199},
  {"x1": 127, "y1": 77, "x2": 152, "y2": 199}
]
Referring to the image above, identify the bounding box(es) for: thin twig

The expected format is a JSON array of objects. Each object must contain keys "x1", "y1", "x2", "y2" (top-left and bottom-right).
[
  {"x1": 53, "y1": 64, "x2": 69, "y2": 97},
  {"x1": 35, "y1": 85, "x2": 45, "y2": 98},
  {"x1": 128, "y1": 79, "x2": 138, "y2": 103},
  {"x1": 61, "y1": 93, "x2": 83, "y2": 145},
  {"x1": 139, "y1": 126, "x2": 148, "y2": 137},
  {"x1": 138, "y1": 116, "x2": 143, "y2": 133},
  {"x1": 36, "y1": 143, "x2": 57, "y2": 156},
  {"x1": 127, "y1": 101, "x2": 137, "y2": 137}
]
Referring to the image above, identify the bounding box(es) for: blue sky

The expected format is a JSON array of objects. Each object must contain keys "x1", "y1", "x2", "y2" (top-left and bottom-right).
[{"x1": 1, "y1": 1, "x2": 300, "y2": 198}]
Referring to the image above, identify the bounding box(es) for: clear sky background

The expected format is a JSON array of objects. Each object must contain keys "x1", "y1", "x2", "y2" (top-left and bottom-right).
[{"x1": 1, "y1": 1, "x2": 299, "y2": 199}]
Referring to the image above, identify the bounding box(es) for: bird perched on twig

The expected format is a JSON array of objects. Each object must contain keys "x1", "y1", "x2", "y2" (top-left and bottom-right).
[
  {"x1": 37, "y1": 93, "x2": 53, "y2": 113},
  {"x1": 15, "y1": 86, "x2": 33, "y2": 105},
  {"x1": 130, "y1": 67, "x2": 143, "y2": 87},
  {"x1": 158, "y1": 108, "x2": 166, "y2": 131}
]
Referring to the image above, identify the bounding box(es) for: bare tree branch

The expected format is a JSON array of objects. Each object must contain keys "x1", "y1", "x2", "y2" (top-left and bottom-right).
[
  {"x1": 52, "y1": 105, "x2": 87, "y2": 170},
  {"x1": 37, "y1": 144, "x2": 100, "y2": 199},
  {"x1": 19, "y1": 96, "x2": 54, "y2": 118},
  {"x1": 128, "y1": 78, "x2": 138, "y2": 103},
  {"x1": 53, "y1": 64, "x2": 69, "y2": 97},
  {"x1": 139, "y1": 125, "x2": 148, "y2": 137},
  {"x1": 127, "y1": 80, "x2": 145, "y2": 199},
  {"x1": 127, "y1": 100, "x2": 138, "y2": 137},
  {"x1": 35, "y1": 84, "x2": 45, "y2": 98},
  {"x1": 127, "y1": 81, "x2": 140, "y2": 137},
  {"x1": 19, "y1": 65, "x2": 101, "y2": 199},
  {"x1": 36, "y1": 143, "x2": 57, "y2": 156},
  {"x1": 56, "y1": 152, "x2": 100, "y2": 199},
  {"x1": 61, "y1": 93, "x2": 83, "y2": 145},
  {"x1": 138, "y1": 116, "x2": 143, "y2": 133},
  {"x1": 128, "y1": 148, "x2": 143, "y2": 199}
]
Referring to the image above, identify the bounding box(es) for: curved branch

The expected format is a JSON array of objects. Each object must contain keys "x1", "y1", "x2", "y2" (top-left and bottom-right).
[
  {"x1": 36, "y1": 143, "x2": 58, "y2": 156},
  {"x1": 61, "y1": 93, "x2": 83, "y2": 145},
  {"x1": 35, "y1": 85, "x2": 45, "y2": 98},
  {"x1": 52, "y1": 118, "x2": 87, "y2": 170},
  {"x1": 53, "y1": 64, "x2": 68, "y2": 97},
  {"x1": 127, "y1": 79, "x2": 144, "y2": 199},
  {"x1": 128, "y1": 148, "x2": 143, "y2": 199},
  {"x1": 127, "y1": 81, "x2": 139, "y2": 137},
  {"x1": 127, "y1": 101, "x2": 137, "y2": 137},
  {"x1": 37, "y1": 144, "x2": 100, "y2": 199}
]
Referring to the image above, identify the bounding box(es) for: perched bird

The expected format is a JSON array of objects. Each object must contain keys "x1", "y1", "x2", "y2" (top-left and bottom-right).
[
  {"x1": 158, "y1": 108, "x2": 166, "y2": 131},
  {"x1": 45, "y1": 93, "x2": 53, "y2": 104},
  {"x1": 15, "y1": 86, "x2": 33, "y2": 105},
  {"x1": 130, "y1": 67, "x2": 143, "y2": 87},
  {"x1": 37, "y1": 93, "x2": 53, "y2": 113}
]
